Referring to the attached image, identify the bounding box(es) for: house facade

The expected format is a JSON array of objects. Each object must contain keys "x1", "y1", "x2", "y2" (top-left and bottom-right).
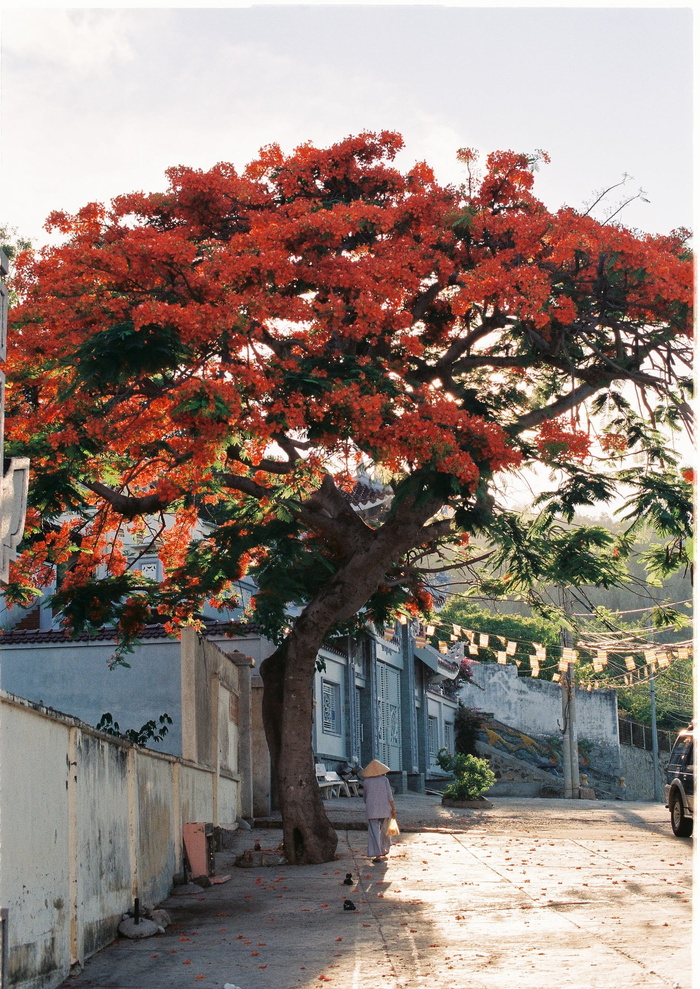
[{"x1": 0, "y1": 603, "x2": 460, "y2": 809}]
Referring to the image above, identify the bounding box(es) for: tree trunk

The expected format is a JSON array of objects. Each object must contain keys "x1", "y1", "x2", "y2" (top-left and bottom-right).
[
  {"x1": 260, "y1": 632, "x2": 338, "y2": 865},
  {"x1": 258, "y1": 488, "x2": 445, "y2": 864}
]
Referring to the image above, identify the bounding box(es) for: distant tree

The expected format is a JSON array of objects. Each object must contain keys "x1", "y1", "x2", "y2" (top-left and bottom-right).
[
  {"x1": 436, "y1": 600, "x2": 561, "y2": 679},
  {"x1": 3, "y1": 133, "x2": 693, "y2": 862},
  {"x1": 616, "y1": 658, "x2": 693, "y2": 731}
]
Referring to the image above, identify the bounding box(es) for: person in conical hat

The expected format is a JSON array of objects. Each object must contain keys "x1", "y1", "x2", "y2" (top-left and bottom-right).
[
  {"x1": 361, "y1": 760, "x2": 397, "y2": 861},
  {"x1": 362, "y1": 759, "x2": 390, "y2": 777}
]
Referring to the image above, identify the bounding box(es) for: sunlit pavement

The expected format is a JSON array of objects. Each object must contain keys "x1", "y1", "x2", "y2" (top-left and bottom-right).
[{"x1": 61, "y1": 796, "x2": 693, "y2": 989}]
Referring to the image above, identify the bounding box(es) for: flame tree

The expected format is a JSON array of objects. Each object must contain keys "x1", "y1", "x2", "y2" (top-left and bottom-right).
[{"x1": 4, "y1": 133, "x2": 692, "y2": 862}]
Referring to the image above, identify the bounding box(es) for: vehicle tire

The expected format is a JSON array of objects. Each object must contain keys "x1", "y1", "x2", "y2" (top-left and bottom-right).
[{"x1": 670, "y1": 792, "x2": 693, "y2": 837}]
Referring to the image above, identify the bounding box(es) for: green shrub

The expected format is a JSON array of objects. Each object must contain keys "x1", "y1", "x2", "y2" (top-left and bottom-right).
[{"x1": 442, "y1": 753, "x2": 496, "y2": 801}]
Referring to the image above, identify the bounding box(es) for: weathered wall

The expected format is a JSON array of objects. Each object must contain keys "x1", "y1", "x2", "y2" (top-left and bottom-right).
[
  {"x1": 74, "y1": 732, "x2": 132, "y2": 963},
  {"x1": 0, "y1": 701, "x2": 72, "y2": 989},
  {"x1": 132, "y1": 750, "x2": 179, "y2": 909},
  {"x1": 459, "y1": 662, "x2": 619, "y2": 745},
  {"x1": 619, "y1": 744, "x2": 669, "y2": 802},
  {"x1": 0, "y1": 689, "x2": 243, "y2": 989}
]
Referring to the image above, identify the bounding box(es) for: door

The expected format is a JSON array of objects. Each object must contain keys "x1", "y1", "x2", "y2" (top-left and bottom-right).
[{"x1": 376, "y1": 662, "x2": 401, "y2": 769}]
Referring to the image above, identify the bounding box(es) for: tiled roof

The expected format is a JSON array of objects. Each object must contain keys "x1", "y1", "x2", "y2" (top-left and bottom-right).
[
  {"x1": 344, "y1": 480, "x2": 392, "y2": 509},
  {"x1": 0, "y1": 619, "x2": 261, "y2": 647}
]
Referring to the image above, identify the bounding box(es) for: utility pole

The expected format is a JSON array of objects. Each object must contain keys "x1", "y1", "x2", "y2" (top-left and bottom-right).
[
  {"x1": 649, "y1": 669, "x2": 661, "y2": 801},
  {"x1": 559, "y1": 585, "x2": 580, "y2": 799},
  {"x1": 645, "y1": 584, "x2": 662, "y2": 802}
]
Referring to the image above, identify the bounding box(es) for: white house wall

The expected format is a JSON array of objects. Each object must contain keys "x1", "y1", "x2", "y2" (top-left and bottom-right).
[
  {"x1": 459, "y1": 662, "x2": 618, "y2": 744},
  {"x1": 314, "y1": 652, "x2": 346, "y2": 760},
  {"x1": 426, "y1": 692, "x2": 459, "y2": 764}
]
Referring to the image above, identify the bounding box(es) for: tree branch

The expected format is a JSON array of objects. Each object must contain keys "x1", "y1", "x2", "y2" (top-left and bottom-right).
[
  {"x1": 509, "y1": 379, "x2": 611, "y2": 434},
  {"x1": 82, "y1": 482, "x2": 171, "y2": 519},
  {"x1": 226, "y1": 445, "x2": 297, "y2": 475}
]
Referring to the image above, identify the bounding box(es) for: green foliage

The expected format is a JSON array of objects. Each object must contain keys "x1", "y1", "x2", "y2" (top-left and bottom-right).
[
  {"x1": 484, "y1": 511, "x2": 631, "y2": 593},
  {"x1": 95, "y1": 712, "x2": 173, "y2": 746},
  {"x1": 437, "y1": 600, "x2": 560, "y2": 679},
  {"x1": 616, "y1": 658, "x2": 693, "y2": 731},
  {"x1": 61, "y1": 321, "x2": 194, "y2": 397},
  {"x1": 439, "y1": 751, "x2": 497, "y2": 800}
]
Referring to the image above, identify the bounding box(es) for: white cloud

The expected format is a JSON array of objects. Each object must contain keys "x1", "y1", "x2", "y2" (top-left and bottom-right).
[{"x1": 2, "y1": 9, "x2": 134, "y2": 73}]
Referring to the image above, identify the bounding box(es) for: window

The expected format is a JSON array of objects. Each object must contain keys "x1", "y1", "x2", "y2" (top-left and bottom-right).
[
  {"x1": 428, "y1": 716, "x2": 439, "y2": 760},
  {"x1": 322, "y1": 680, "x2": 341, "y2": 735},
  {"x1": 137, "y1": 560, "x2": 159, "y2": 581},
  {"x1": 353, "y1": 686, "x2": 363, "y2": 760},
  {"x1": 444, "y1": 720, "x2": 454, "y2": 754},
  {"x1": 376, "y1": 662, "x2": 401, "y2": 765}
]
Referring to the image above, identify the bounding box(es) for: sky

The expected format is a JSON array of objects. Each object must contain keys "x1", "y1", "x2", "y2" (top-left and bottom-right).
[{"x1": 0, "y1": 5, "x2": 694, "y2": 248}]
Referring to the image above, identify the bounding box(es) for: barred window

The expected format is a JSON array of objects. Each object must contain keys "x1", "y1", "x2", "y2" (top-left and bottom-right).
[
  {"x1": 428, "y1": 716, "x2": 439, "y2": 760},
  {"x1": 322, "y1": 680, "x2": 341, "y2": 735},
  {"x1": 444, "y1": 720, "x2": 454, "y2": 754}
]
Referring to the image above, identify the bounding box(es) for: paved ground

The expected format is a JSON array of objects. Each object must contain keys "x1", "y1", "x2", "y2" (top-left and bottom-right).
[{"x1": 61, "y1": 795, "x2": 694, "y2": 989}]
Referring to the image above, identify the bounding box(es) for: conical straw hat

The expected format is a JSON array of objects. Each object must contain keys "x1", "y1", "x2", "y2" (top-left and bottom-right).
[{"x1": 362, "y1": 759, "x2": 390, "y2": 778}]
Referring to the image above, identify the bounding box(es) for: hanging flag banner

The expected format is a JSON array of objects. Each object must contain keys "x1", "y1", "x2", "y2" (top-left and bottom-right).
[
  {"x1": 624, "y1": 656, "x2": 636, "y2": 671},
  {"x1": 469, "y1": 644, "x2": 479, "y2": 656},
  {"x1": 506, "y1": 640, "x2": 517, "y2": 656},
  {"x1": 562, "y1": 648, "x2": 578, "y2": 662},
  {"x1": 415, "y1": 635, "x2": 427, "y2": 648},
  {"x1": 426, "y1": 624, "x2": 435, "y2": 636},
  {"x1": 596, "y1": 650, "x2": 608, "y2": 665},
  {"x1": 593, "y1": 661, "x2": 604, "y2": 673},
  {"x1": 497, "y1": 651, "x2": 507, "y2": 665},
  {"x1": 558, "y1": 657, "x2": 569, "y2": 673},
  {"x1": 479, "y1": 633, "x2": 490, "y2": 649},
  {"x1": 552, "y1": 672, "x2": 561, "y2": 683},
  {"x1": 530, "y1": 659, "x2": 540, "y2": 677}
]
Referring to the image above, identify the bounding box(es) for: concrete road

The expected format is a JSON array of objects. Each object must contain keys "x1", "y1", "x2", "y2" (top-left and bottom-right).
[{"x1": 61, "y1": 796, "x2": 694, "y2": 989}]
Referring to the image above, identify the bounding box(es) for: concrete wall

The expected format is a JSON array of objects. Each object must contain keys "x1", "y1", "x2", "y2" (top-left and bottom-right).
[
  {"x1": 0, "y1": 689, "x2": 244, "y2": 989},
  {"x1": 0, "y1": 638, "x2": 184, "y2": 755},
  {"x1": 459, "y1": 662, "x2": 619, "y2": 745},
  {"x1": 619, "y1": 744, "x2": 670, "y2": 802}
]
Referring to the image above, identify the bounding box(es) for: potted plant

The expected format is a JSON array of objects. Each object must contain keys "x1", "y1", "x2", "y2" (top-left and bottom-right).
[{"x1": 438, "y1": 751, "x2": 496, "y2": 808}]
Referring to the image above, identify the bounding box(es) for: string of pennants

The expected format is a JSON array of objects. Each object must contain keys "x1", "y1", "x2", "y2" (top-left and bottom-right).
[{"x1": 383, "y1": 613, "x2": 692, "y2": 689}]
